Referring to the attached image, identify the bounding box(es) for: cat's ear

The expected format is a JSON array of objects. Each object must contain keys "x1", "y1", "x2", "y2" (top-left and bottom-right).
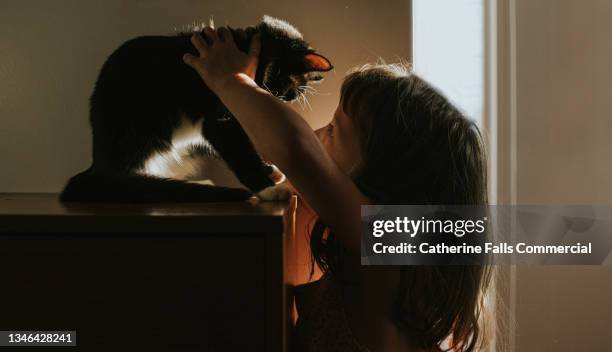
[{"x1": 304, "y1": 53, "x2": 333, "y2": 72}]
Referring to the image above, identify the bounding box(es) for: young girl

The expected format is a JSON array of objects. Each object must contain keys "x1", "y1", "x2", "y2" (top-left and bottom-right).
[{"x1": 183, "y1": 27, "x2": 491, "y2": 352}]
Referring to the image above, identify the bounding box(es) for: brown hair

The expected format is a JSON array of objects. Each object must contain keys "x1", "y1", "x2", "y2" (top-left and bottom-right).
[{"x1": 310, "y1": 63, "x2": 492, "y2": 351}]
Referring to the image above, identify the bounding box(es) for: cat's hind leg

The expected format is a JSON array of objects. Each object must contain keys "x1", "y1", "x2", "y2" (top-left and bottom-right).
[{"x1": 60, "y1": 168, "x2": 252, "y2": 203}]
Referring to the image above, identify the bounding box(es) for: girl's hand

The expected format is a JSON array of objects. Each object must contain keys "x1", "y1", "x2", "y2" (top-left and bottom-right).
[{"x1": 183, "y1": 26, "x2": 261, "y2": 92}]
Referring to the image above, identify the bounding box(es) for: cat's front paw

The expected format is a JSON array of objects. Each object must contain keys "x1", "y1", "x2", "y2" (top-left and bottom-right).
[{"x1": 257, "y1": 182, "x2": 293, "y2": 201}]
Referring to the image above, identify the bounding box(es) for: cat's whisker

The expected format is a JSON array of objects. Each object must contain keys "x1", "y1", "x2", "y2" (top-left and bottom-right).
[
  {"x1": 300, "y1": 85, "x2": 325, "y2": 97},
  {"x1": 302, "y1": 85, "x2": 317, "y2": 93},
  {"x1": 290, "y1": 93, "x2": 302, "y2": 108},
  {"x1": 305, "y1": 89, "x2": 317, "y2": 96},
  {"x1": 308, "y1": 89, "x2": 332, "y2": 97},
  {"x1": 262, "y1": 82, "x2": 281, "y2": 97},
  {"x1": 293, "y1": 90, "x2": 311, "y2": 111},
  {"x1": 302, "y1": 92, "x2": 313, "y2": 111},
  {"x1": 306, "y1": 90, "x2": 318, "y2": 97}
]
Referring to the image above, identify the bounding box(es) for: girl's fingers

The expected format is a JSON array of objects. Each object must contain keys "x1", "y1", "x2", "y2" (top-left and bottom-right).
[
  {"x1": 229, "y1": 26, "x2": 245, "y2": 42},
  {"x1": 217, "y1": 26, "x2": 230, "y2": 42},
  {"x1": 190, "y1": 33, "x2": 208, "y2": 55},
  {"x1": 202, "y1": 27, "x2": 218, "y2": 45},
  {"x1": 236, "y1": 28, "x2": 247, "y2": 42},
  {"x1": 218, "y1": 27, "x2": 238, "y2": 49},
  {"x1": 182, "y1": 53, "x2": 198, "y2": 67}
]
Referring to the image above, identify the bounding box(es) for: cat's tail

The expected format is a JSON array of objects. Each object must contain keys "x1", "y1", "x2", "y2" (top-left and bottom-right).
[{"x1": 59, "y1": 167, "x2": 252, "y2": 203}]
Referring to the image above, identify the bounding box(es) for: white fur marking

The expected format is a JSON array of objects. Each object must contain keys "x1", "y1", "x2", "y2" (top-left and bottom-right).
[
  {"x1": 172, "y1": 116, "x2": 207, "y2": 150},
  {"x1": 138, "y1": 115, "x2": 217, "y2": 180}
]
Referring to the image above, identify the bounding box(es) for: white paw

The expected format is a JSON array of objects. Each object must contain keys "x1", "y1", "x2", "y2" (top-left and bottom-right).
[
  {"x1": 257, "y1": 182, "x2": 293, "y2": 201},
  {"x1": 269, "y1": 164, "x2": 286, "y2": 184}
]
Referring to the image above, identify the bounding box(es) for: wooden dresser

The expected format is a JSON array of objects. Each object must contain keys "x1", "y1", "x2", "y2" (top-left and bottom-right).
[{"x1": 0, "y1": 193, "x2": 298, "y2": 352}]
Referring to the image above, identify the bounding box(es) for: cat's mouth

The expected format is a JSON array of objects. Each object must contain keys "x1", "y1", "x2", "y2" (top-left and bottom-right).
[
  {"x1": 283, "y1": 90, "x2": 300, "y2": 101},
  {"x1": 282, "y1": 85, "x2": 308, "y2": 102}
]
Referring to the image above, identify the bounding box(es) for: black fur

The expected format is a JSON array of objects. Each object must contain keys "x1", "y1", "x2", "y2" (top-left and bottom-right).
[{"x1": 61, "y1": 16, "x2": 331, "y2": 203}]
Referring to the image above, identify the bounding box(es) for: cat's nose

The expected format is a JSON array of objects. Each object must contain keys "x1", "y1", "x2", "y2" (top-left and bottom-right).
[{"x1": 284, "y1": 90, "x2": 298, "y2": 101}]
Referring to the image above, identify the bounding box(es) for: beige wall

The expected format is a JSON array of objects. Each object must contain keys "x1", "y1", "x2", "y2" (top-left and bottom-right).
[
  {"x1": 0, "y1": 0, "x2": 410, "y2": 192},
  {"x1": 514, "y1": 0, "x2": 612, "y2": 350}
]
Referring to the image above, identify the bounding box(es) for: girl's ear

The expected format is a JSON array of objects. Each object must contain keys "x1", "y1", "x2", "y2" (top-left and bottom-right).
[{"x1": 304, "y1": 53, "x2": 333, "y2": 72}]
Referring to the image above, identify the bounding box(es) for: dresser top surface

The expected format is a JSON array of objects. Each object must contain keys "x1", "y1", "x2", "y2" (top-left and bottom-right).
[
  {"x1": 0, "y1": 193, "x2": 292, "y2": 233},
  {"x1": 0, "y1": 193, "x2": 288, "y2": 216}
]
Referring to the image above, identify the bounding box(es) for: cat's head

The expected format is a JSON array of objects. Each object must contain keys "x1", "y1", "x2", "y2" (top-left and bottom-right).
[{"x1": 233, "y1": 16, "x2": 333, "y2": 101}]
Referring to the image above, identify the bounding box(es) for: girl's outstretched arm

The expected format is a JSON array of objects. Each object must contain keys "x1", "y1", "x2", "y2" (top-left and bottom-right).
[{"x1": 183, "y1": 27, "x2": 367, "y2": 254}]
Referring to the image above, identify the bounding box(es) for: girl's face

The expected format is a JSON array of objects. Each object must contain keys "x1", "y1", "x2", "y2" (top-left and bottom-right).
[{"x1": 315, "y1": 103, "x2": 362, "y2": 175}]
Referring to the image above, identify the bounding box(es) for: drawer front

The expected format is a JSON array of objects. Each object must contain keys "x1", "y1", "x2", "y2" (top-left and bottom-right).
[{"x1": 0, "y1": 234, "x2": 268, "y2": 351}]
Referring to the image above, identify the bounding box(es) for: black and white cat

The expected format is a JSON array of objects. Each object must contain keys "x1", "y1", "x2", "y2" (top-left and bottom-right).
[{"x1": 60, "y1": 16, "x2": 331, "y2": 202}]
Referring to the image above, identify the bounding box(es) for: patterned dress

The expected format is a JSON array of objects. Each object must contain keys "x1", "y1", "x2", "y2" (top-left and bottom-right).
[{"x1": 293, "y1": 275, "x2": 371, "y2": 352}]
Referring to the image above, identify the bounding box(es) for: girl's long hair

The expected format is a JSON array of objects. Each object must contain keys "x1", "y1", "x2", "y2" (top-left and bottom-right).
[{"x1": 310, "y1": 63, "x2": 492, "y2": 351}]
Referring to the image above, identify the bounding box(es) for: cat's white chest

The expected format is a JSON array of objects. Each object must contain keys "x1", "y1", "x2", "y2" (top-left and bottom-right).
[
  {"x1": 139, "y1": 116, "x2": 214, "y2": 179},
  {"x1": 171, "y1": 116, "x2": 207, "y2": 150}
]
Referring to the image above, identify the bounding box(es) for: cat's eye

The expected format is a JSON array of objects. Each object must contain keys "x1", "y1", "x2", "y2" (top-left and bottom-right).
[{"x1": 311, "y1": 75, "x2": 323, "y2": 82}]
